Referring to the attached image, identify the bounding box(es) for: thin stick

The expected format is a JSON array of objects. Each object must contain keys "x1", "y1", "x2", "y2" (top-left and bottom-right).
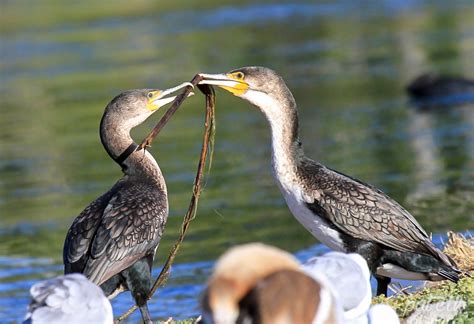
[
  {"x1": 116, "y1": 83, "x2": 215, "y2": 323},
  {"x1": 138, "y1": 74, "x2": 204, "y2": 150}
]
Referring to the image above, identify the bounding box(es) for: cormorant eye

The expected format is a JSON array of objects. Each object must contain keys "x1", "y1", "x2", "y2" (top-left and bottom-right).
[
  {"x1": 147, "y1": 92, "x2": 154, "y2": 99},
  {"x1": 234, "y1": 72, "x2": 245, "y2": 80}
]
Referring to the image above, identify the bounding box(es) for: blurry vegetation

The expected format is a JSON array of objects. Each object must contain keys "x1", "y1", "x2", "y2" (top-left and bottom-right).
[
  {"x1": 0, "y1": 0, "x2": 257, "y2": 33},
  {"x1": 444, "y1": 232, "x2": 474, "y2": 272}
]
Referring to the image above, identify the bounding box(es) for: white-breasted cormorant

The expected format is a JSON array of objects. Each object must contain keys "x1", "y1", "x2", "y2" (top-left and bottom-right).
[
  {"x1": 63, "y1": 83, "x2": 192, "y2": 323},
  {"x1": 198, "y1": 67, "x2": 461, "y2": 295},
  {"x1": 303, "y1": 252, "x2": 399, "y2": 324}
]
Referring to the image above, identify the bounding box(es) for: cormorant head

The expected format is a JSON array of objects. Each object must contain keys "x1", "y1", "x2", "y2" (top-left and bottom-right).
[
  {"x1": 103, "y1": 82, "x2": 193, "y2": 130},
  {"x1": 198, "y1": 67, "x2": 295, "y2": 112}
]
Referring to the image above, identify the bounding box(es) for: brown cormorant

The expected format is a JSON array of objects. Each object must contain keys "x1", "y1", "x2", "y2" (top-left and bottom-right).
[
  {"x1": 63, "y1": 83, "x2": 192, "y2": 323},
  {"x1": 198, "y1": 67, "x2": 461, "y2": 295}
]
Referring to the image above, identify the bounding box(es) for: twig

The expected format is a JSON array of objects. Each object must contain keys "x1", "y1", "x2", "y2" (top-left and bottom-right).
[
  {"x1": 388, "y1": 283, "x2": 412, "y2": 296},
  {"x1": 116, "y1": 80, "x2": 215, "y2": 323},
  {"x1": 138, "y1": 75, "x2": 203, "y2": 150}
]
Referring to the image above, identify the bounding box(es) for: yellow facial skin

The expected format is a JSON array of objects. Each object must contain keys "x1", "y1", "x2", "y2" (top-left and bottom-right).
[
  {"x1": 146, "y1": 90, "x2": 163, "y2": 111},
  {"x1": 221, "y1": 72, "x2": 249, "y2": 96}
]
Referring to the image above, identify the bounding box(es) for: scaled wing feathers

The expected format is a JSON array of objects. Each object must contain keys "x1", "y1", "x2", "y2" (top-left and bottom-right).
[{"x1": 298, "y1": 159, "x2": 452, "y2": 265}]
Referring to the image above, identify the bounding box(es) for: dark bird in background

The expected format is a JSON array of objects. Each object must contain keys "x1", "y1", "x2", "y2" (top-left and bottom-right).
[
  {"x1": 199, "y1": 67, "x2": 461, "y2": 295},
  {"x1": 63, "y1": 83, "x2": 192, "y2": 323},
  {"x1": 24, "y1": 274, "x2": 113, "y2": 324},
  {"x1": 407, "y1": 73, "x2": 474, "y2": 98},
  {"x1": 406, "y1": 73, "x2": 474, "y2": 108}
]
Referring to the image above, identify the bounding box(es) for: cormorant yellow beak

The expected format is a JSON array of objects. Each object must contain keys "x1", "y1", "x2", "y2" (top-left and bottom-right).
[
  {"x1": 147, "y1": 82, "x2": 194, "y2": 111},
  {"x1": 198, "y1": 73, "x2": 249, "y2": 96}
]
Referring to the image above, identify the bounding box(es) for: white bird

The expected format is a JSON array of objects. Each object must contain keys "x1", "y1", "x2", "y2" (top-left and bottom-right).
[
  {"x1": 24, "y1": 273, "x2": 113, "y2": 324},
  {"x1": 302, "y1": 252, "x2": 399, "y2": 324},
  {"x1": 368, "y1": 304, "x2": 399, "y2": 324}
]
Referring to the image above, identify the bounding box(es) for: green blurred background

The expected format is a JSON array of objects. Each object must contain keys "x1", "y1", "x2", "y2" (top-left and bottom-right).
[{"x1": 1, "y1": 0, "x2": 473, "y2": 321}]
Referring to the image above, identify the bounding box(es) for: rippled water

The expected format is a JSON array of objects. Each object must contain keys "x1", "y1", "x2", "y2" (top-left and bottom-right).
[{"x1": 1, "y1": 0, "x2": 474, "y2": 322}]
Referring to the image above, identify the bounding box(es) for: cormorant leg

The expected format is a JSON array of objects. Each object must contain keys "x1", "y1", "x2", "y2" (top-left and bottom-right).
[
  {"x1": 138, "y1": 303, "x2": 153, "y2": 324},
  {"x1": 123, "y1": 259, "x2": 153, "y2": 324},
  {"x1": 341, "y1": 236, "x2": 390, "y2": 295},
  {"x1": 100, "y1": 274, "x2": 123, "y2": 296},
  {"x1": 375, "y1": 275, "x2": 391, "y2": 296}
]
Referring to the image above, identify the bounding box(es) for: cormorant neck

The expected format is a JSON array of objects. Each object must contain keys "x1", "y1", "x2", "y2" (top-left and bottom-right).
[
  {"x1": 99, "y1": 112, "x2": 163, "y2": 181},
  {"x1": 246, "y1": 90, "x2": 304, "y2": 177}
]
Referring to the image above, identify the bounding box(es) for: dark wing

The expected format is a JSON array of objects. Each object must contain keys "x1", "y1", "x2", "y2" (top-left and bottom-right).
[
  {"x1": 298, "y1": 159, "x2": 453, "y2": 266},
  {"x1": 83, "y1": 181, "x2": 168, "y2": 285},
  {"x1": 63, "y1": 179, "x2": 168, "y2": 285},
  {"x1": 63, "y1": 190, "x2": 114, "y2": 274}
]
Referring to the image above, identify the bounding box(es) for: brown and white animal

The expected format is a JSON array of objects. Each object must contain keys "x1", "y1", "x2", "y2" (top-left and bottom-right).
[{"x1": 201, "y1": 243, "x2": 341, "y2": 324}]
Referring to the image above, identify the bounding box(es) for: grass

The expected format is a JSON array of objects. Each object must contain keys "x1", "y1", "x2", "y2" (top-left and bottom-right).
[{"x1": 373, "y1": 232, "x2": 474, "y2": 322}]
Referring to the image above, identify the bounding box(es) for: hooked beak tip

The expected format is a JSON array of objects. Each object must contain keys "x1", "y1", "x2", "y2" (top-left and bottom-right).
[{"x1": 158, "y1": 82, "x2": 194, "y2": 98}]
